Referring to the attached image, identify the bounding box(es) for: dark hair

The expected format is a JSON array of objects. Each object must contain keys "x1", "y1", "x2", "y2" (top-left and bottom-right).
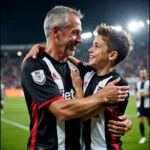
[{"x1": 95, "y1": 24, "x2": 134, "y2": 65}]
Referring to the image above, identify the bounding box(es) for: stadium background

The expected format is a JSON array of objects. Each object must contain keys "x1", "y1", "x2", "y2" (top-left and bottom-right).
[{"x1": 1, "y1": 0, "x2": 149, "y2": 149}]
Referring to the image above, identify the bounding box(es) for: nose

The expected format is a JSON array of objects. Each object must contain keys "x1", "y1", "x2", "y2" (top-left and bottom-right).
[
  {"x1": 76, "y1": 35, "x2": 83, "y2": 44},
  {"x1": 88, "y1": 47, "x2": 93, "y2": 52}
]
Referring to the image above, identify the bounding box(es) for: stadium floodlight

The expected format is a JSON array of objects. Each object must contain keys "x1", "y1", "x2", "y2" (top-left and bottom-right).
[
  {"x1": 17, "y1": 51, "x2": 22, "y2": 56},
  {"x1": 138, "y1": 21, "x2": 144, "y2": 27},
  {"x1": 81, "y1": 32, "x2": 92, "y2": 39},
  {"x1": 128, "y1": 21, "x2": 139, "y2": 32},
  {"x1": 147, "y1": 20, "x2": 149, "y2": 25},
  {"x1": 93, "y1": 31, "x2": 98, "y2": 36},
  {"x1": 113, "y1": 26, "x2": 122, "y2": 31}
]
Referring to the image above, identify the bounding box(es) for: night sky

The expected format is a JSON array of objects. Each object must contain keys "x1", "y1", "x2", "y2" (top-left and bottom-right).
[{"x1": 1, "y1": 0, "x2": 149, "y2": 44}]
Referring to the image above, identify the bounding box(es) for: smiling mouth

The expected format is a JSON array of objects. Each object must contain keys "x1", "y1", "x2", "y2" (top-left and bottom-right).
[
  {"x1": 70, "y1": 46, "x2": 76, "y2": 51},
  {"x1": 89, "y1": 55, "x2": 95, "y2": 60}
]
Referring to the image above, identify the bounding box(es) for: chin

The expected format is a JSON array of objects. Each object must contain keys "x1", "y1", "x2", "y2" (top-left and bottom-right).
[
  {"x1": 67, "y1": 50, "x2": 75, "y2": 56},
  {"x1": 88, "y1": 61, "x2": 95, "y2": 67}
]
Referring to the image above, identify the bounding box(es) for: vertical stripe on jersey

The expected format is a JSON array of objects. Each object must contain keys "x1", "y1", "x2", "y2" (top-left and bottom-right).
[
  {"x1": 140, "y1": 82, "x2": 145, "y2": 107},
  {"x1": 43, "y1": 57, "x2": 65, "y2": 150},
  {"x1": 30, "y1": 100, "x2": 38, "y2": 150},
  {"x1": 83, "y1": 73, "x2": 114, "y2": 150},
  {"x1": 91, "y1": 113, "x2": 106, "y2": 150},
  {"x1": 105, "y1": 107, "x2": 120, "y2": 150},
  {"x1": 136, "y1": 80, "x2": 150, "y2": 108}
]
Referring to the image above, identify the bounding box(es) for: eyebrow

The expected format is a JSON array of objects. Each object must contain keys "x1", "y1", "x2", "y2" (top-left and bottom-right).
[
  {"x1": 93, "y1": 42, "x2": 102, "y2": 46},
  {"x1": 77, "y1": 28, "x2": 82, "y2": 32}
]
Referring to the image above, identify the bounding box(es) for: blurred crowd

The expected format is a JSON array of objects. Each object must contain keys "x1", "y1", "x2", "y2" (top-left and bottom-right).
[
  {"x1": 1, "y1": 56, "x2": 22, "y2": 88},
  {"x1": 1, "y1": 41, "x2": 149, "y2": 88}
]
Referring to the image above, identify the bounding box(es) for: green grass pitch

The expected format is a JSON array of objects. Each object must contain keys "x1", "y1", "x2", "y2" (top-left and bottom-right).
[{"x1": 1, "y1": 97, "x2": 149, "y2": 150}]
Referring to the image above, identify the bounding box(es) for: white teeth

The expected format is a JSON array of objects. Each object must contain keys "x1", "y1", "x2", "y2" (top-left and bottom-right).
[{"x1": 90, "y1": 56, "x2": 94, "y2": 59}]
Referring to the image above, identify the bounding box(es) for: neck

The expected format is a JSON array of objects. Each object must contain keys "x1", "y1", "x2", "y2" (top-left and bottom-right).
[
  {"x1": 96, "y1": 64, "x2": 114, "y2": 76},
  {"x1": 45, "y1": 39, "x2": 66, "y2": 62}
]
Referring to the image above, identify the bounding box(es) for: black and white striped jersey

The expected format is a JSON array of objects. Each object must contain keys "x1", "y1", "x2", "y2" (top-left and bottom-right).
[
  {"x1": 0, "y1": 83, "x2": 5, "y2": 100},
  {"x1": 21, "y1": 51, "x2": 81, "y2": 150},
  {"x1": 78, "y1": 62, "x2": 129, "y2": 150},
  {"x1": 135, "y1": 80, "x2": 150, "y2": 108}
]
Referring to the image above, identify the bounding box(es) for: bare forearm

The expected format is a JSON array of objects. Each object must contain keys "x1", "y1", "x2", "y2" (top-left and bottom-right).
[
  {"x1": 48, "y1": 78, "x2": 129, "y2": 121},
  {"x1": 81, "y1": 106, "x2": 105, "y2": 121},
  {"x1": 135, "y1": 91, "x2": 138, "y2": 100},
  {"x1": 49, "y1": 93, "x2": 105, "y2": 121},
  {"x1": 67, "y1": 56, "x2": 80, "y2": 66},
  {"x1": 75, "y1": 88, "x2": 84, "y2": 98}
]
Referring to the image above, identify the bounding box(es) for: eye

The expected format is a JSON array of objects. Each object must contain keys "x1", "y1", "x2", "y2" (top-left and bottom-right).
[
  {"x1": 94, "y1": 45, "x2": 99, "y2": 48},
  {"x1": 73, "y1": 30, "x2": 80, "y2": 36},
  {"x1": 73, "y1": 32, "x2": 78, "y2": 36}
]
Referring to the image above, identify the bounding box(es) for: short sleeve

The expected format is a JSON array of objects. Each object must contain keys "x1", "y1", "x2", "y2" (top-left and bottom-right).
[
  {"x1": 21, "y1": 58, "x2": 63, "y2": 109},
  {"x1": 77, "y1": 62, "x2": 93, "y2": 79}
]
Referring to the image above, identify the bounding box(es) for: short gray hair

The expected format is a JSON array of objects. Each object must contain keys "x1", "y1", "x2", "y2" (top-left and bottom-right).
[{"x1": 44, "y1": 6, "x2": 83, "y2": 39}]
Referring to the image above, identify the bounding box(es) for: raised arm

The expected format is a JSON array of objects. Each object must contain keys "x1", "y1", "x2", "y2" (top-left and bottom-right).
[
  {"x1": 67, "y1": 56, "x2": 80, "y2": 66},
  {"x1": 70, "y1": 70, "x2": 104, "y2": 120},
  {"x1": 22, "y1": 44, "x2": 46, "y2": 64},
  {"x1": 70, "y1": 70, "x2": 84, "y2": 98}
]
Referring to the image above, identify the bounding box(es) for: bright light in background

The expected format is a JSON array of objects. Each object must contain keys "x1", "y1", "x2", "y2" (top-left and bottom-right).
[
  {"x1": 81, "y1": 32, "x2": 92, "y2": 39},
  {"x1": 147, "y1": 20, "x2": 149, "y2": 25},
  {"x1": 17, "y1": 51, "x2": 22, "y2": 56},
  {"x1": 138, "y1": 21, "x2": 144, "y2": 27},
  {"x1": 113, "y1": 26, "x2": 122, "y2": 31},
  {"x1": 93, "y1": 31, "x2": 98, "y2": 36},
  {"x1": 128, "y1": 21, "x2": 139, "y2": 32}
]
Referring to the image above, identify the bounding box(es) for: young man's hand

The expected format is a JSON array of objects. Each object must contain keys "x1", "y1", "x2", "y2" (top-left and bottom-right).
[
  {"x1": 70, "y1": 70, "x2": 83, "y2": 98},
  {"x1": 22, "y1": 44, "x2": 46, "y2": 65}
]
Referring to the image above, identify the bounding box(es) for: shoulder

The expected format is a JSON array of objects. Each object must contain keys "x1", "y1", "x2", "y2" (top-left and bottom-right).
[
  {"x1": 109, "y1": 71, "x2": 128, "y2": 86},
  {"x1": 21, "y1": 58, "x2": 46, "y2": 73}
]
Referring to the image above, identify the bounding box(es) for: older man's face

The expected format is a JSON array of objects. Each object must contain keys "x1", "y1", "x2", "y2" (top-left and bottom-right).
[{"x1": 58, "y1": 13, "x2": 83, "y2": 56}]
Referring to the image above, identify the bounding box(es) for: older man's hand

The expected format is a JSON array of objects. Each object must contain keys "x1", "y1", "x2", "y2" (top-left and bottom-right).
[{"x1": 107, "y1": 114, "x2": 132, "y2": 137}]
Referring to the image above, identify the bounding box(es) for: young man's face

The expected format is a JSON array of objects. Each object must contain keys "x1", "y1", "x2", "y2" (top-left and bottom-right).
[
  {"x1": 58, "y1": 13, "x2": 82, "y2": 56},
  {"x1": 139, "y1": 69, "x2": 147, "y2": 80},
  {"x1": 88, "y1": 35, "x2": 110, "y2": 68}
]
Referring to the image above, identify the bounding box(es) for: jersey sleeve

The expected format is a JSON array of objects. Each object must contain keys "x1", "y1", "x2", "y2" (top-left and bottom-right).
[
  {"x1": 104, "y1": 76, "x2": 129, "y2": 116},
  {"x1": 77, "y1": 61, "x2": 94, "y2": 79},
  {"x1": 21, "y1": 58, "x2": 63, "y2": 109}
]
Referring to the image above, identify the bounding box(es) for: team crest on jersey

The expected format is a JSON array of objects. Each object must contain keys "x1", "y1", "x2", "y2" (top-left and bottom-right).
[{"x1": 31, "y1": 70, "x2": 46, "y2": 85}]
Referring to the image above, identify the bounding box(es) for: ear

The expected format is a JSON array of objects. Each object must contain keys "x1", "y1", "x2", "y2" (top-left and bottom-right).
[
  {"x1": 109, "y1": 51, "x2": 118, "y2": 61},
  {"x1": 51, "y1": 26, "x2": 60, "y2": 38}
]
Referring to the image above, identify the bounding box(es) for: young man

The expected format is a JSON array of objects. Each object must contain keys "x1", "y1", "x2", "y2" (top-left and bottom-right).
[
  {"x1": 0, "y1": 78, "x2": 5, "y2": 114},
  {"x1": 67, "y1": 24, "x2": 133, "y2": 149},
  {"x1": 135, "y1": 68, "x2": 150, "y2": 144}
]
